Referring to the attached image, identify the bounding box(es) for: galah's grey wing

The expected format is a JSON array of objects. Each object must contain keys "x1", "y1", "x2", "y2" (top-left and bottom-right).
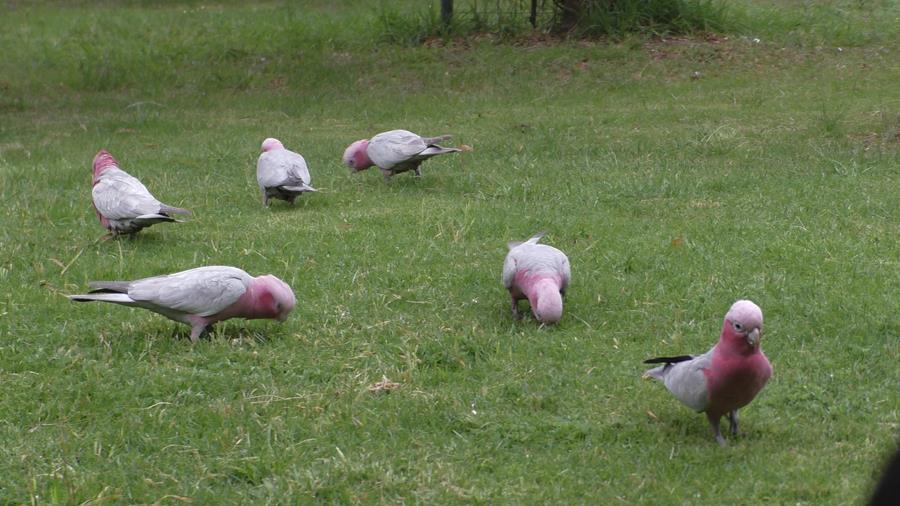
[
  {"x1": 258, "y1": 151, "x2": 312, "y2": 188},
  {"x1": 647, "y1": 349, "x2": 713, "y2": 412},
  {"x1": 283, "y1": 150, "x2": 312, "y2": 185},
  {"x1": 367, "y1": 130, "x2": 428, "y2": 169},
  {"x1": 128, "y1": 266, "x2": 252, "y2": 317},
  {"x1": 558, "y1": 254, "x2": 571, "y2": 293},
  {"x1": 416, "y1": 146, "x2": 460, "y2": 159},
  {"x1": 257, "y1": 152, "x2": 288, "y2": 188},
  {"x1": 92, "y1": 171, "x2": 162, "y2": 220},
  {"x1": 507, "y1": 231, "x2": 546, "y2": 250},
  {"x1": 502, "y1": 248, "x2": 521, "y2": 290}
]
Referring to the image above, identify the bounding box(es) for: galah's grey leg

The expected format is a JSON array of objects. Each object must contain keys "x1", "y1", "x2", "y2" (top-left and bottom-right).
[
  {"x1": 728, "y1": 410, "x2": 739, "y2": 437},
  {"x1": 708, "y1": 413, "x2": 727, "y2": 446}
]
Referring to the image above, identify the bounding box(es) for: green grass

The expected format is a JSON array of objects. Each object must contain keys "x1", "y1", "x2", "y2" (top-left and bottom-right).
[{"x1": 1, "y1": 1, "x2": 898, "y2": 503}]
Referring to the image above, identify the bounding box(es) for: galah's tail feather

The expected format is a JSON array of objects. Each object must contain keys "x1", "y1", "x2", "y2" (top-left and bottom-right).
[
  {"x1": 68, "y1": 293, "x2": 134, "y2": 304},
  {"x1": 419, "y1": 146, "x2": 460, "y2": 157},
  {"x1": 88, "y1": 281, "x2": 130, "y2": 293},
  {"x1": 280, "y1": 184, "x2": 317, "y2": 193},
  {"x1": 160, "y1": 205, "x2": 191, "y2": 215},
  {"x1": 508, "y1": 231, "x2": 547, "y2": 250},
  {"x1": 131, "y1": 214, "x2": 178, "y2": 227},
  {"x1": 422, "y1": 134, "x2": 452, "y2": 145},
  {"x1": 643, "y1": 355, "x2": 695, "y2": 365}
]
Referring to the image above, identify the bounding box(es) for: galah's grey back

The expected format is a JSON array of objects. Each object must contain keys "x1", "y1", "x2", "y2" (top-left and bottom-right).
[
  {"x1": 93, "y1": 168, "x2": 166, "y2": 219},
  {"x1": 124, "y1": 266, "x2": 253, "y2": 316},
  {"x1": 367, "y1": 129, "x2": 459, "y2": 171},
  {"x1": 502, "y1": 232, "x2": 571, "y2": 292},
  {"x1": 256, "y1": 147, "x2": 316, "y2": 206},
  {"x1": 77, "y1": 266, "x2": 252, "y2": 317}
]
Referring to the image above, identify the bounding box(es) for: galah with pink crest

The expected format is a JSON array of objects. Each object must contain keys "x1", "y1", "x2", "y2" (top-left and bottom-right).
[
  {"x1": 68, "y1": 266, "x2": 296, "y2": 342},
  {"x1": 91, "y1": 149, "x2": 190, "y2": 235},
  {"x1": 342, "y1": 129, "x2": 460, "y2": 181},
  {"x1": 643, "y1": 300, "x2": 772, "y2": 445},
  {"x1": 502, "y1": 232, "x2": 571, "y2": 324},
  {"x1": 256, "y1": 137, "x2": 316, "y2": 207}
]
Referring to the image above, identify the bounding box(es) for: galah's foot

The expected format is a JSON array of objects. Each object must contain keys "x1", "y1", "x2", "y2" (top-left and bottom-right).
[
  {"x1": 510, "y1": 304, "x2": 523, "y2": 321},
  {"x1": 715, "y1": 433, "x2": 728, "y2": 446},
  {"x1": 728, "y1": 410, "x2": 740, "y2": 437},
  {"x1": 709, "y1": 416, "x2": 727, "y2": 446},
  {"x1": 100, "y1": 233, "x2": 114, "y2": 241},
  {"x1": 413, "y1": 167, "x2": 422, "y2": 178},
  {"x1": 189, "y1": 324, "x2": 211, "y2": 343}
]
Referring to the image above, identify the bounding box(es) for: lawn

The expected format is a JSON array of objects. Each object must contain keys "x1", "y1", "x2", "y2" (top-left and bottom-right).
[{"x1": 0, "y1": 0, "x2": 898, "y2": 503}]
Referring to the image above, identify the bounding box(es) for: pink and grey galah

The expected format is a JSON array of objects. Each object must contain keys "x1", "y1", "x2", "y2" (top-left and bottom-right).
[
  {"x1": 643, "y1": 300, "x2": 772, "y2": 445},
  {"x1": 256, "y1": 137, "x2": 316, "y2": 207},
  {"x1": 502, "y1": 232, "x2": 571, "y2": 324},
  {"x1": 91, "y1": 149, "x2": 191, "y2": 235},
  {"x1": 342, "y1": 129, "x2": 460, "y2": 181},
  {"x1": 68, "y1": 266, "x2": 296, "y2": 342}
]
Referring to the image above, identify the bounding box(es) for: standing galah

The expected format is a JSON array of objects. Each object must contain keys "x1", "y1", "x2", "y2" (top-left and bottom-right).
[
  {"x1": 502, "y1": 232, "x2": 571, "y2": 324},
  {"x1": 643, "y1": 300, "x2": 772, "y2": 445},
  {"x1": 91, "y1": 149, "x2": 191, "y2": 235},
  {"x1": 342, "y1": 129, "x2": 460, "y2": 181},
  {"x1": 256, "y1": 137, "x2": 317, "y2": 207},
  {"x1": 68, "y1": 266, "x2": 296, "y2": 342}
]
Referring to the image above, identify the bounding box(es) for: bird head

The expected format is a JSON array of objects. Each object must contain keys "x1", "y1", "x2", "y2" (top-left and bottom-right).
[
  {"x1": 92, "y1": 149, "x2": 119, "y2": 183},
  {"x1": 261, "y1": 138, "x2": 284, "y2": 153},
  {"x1": 723, "y1": 299, "x2": 764, "y2": 348},
  {"x1": 532, "y1": 280, "x2": 564, "y2": 324},
  {"x1": 342, "y1": 139, "x2": 372, "y2": 172},
  {"x1": 258, "y1": 275, "x2": 296, "y2": 321}
]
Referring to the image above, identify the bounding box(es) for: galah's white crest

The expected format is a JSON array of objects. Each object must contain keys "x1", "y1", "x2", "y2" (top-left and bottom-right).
[
  {"x1": 256, "y1": 137, "x2": 316, "y2": 207},
  {"x1": 68, "y1": 266, "x2": 296, "y2": 342},
  {"x1": 502, "y1": 232, "x2": 570, "y2": 324},
  {"x1": 644, "y1": 300, "x2": 773, "y2": 445},
  {"x1": 342, "y1": 129, "x2": 460, "y2": 181},
  {"x1": 91, "y1": 150, "x2": 190, "y2": 235}
]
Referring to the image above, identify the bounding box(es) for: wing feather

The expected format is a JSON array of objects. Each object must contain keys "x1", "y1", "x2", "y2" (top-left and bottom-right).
[
  {"x1": 502, "y1": 249, "x2": 519, "y2": 289},
  {"x1": 127, "y1": 266, "x2": 252, "y2": 317},
  {"x1": 367, "y1": 130, "x2": 427, "y2": 169},
  {"x1": 648, "y1": 349, "x2": 713, "y2": 412},
  {"x1": 257, "y1": 150, "x2": 311, "y2": 188},
  {"x1": 92, "y1": 169, "x2": 162, "y2": 219}
]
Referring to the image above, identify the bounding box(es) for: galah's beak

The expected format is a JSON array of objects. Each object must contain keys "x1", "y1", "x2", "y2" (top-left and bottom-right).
[{"x1": 746, "y1": 328, "x2": 761, "y2": 346}]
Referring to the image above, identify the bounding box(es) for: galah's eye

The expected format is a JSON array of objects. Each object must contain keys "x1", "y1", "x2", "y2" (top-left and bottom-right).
[{"x1": 733, "y1": 322, "x2": 744, "y2": 332}]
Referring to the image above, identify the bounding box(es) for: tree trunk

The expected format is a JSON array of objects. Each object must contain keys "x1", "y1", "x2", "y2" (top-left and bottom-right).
[
  {"x1": 441, "y1": 0, "x2": 453, "y2": 28},
  {"x1": 557, "y1": 0, "x2": 583, "y2": 32}
]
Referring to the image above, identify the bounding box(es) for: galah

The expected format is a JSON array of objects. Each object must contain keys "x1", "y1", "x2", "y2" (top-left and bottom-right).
[
  {"x1": 502, "y1": 231, "x2": 571, "y2": 324},
  {"x1": 643, "y1": 300, "x2": 772, "y2": 445},
  {"x1": 342, "y1": 129, "x2": 460, "y2": 181},
  {"x1": 68, "y1": 266, "x2": 296, "y2": 342},
  {"x1": 91, "y1": 149, "x2": 190, "y2": 235},
  {"x1": 256, "y1": 137, "x2": 316, "y2": 207}
]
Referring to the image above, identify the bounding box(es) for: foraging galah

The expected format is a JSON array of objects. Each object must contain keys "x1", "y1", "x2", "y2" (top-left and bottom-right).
[
  {"x1": 91, "y1": 150, "x2": 191, "y2": 235},
  {"x1": 342, "y1": 129, "x2": 460, "y2": 181},
  {"x1": 68, "y1": 266, "x2": 296, "y2": 342},
  {"x1": 256, "y1": 137, "x2": 316, "y2": 207},
  {"x1": 643, "y1": 300, "x2": 772, "y2": 445},
  {"x1": 502, "y1": 232, "x2": 571, "y2": 324}
]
